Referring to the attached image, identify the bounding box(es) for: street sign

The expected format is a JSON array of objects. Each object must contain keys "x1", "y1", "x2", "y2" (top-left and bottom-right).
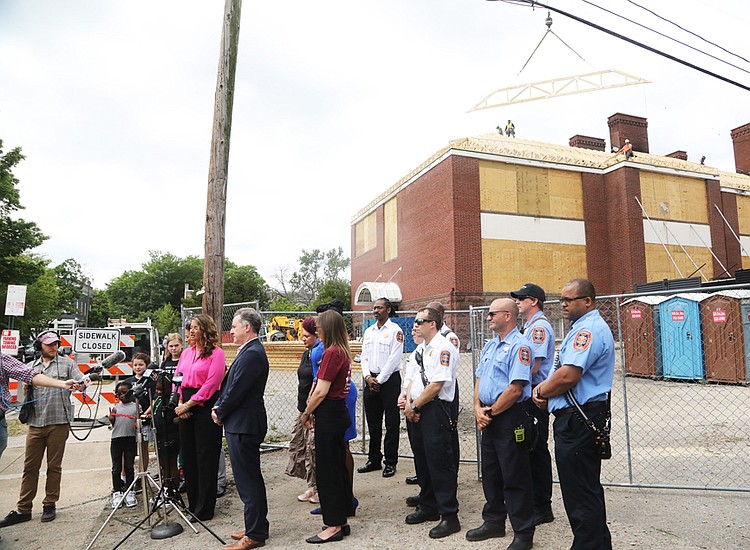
[
  {"x1": 1, "y1": 330, "x2": 20, "y2": 353},
  {"x1": 74, "y1": 328, "x2": 121, "y2": 354},
  {"x1": 4, "y1": 285, "x2": 27, "y2": 316}
]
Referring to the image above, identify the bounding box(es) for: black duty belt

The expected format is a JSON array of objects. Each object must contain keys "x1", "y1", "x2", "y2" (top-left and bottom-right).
[{"x1": 553, "y1": 401, "x2": 607, "y2": 418}]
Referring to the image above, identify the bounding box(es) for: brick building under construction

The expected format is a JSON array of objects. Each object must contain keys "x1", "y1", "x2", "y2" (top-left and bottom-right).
[{"x1": 350, "y1": 112, "x2": 750, "y2": 313}]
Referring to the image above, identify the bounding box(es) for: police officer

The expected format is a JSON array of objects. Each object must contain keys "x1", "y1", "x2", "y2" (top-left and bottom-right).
[
  {"x1": 532, "y1": 278, "x2": 614, "y2": 550},
  {"x1": 398, "y1": 327, "x2": 424, "y2": 506},
  {"x1": 404, "y1": 307, "x2": 460, "y2": 539},
  {"x1": 359, "y1": 297, "x2": 404, "y2": 478},
  {"x1": 466, "y1": 298, "x2": 534, "y2": 550},
  {"x1": 511, "y1": 283, "x2": 555, "y2": 525}
]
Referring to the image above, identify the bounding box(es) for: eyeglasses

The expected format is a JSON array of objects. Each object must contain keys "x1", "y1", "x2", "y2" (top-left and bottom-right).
[
  {"x1": 414, "y1": 318, "x2": 435, "y2": 325},
  {"x1": 560, "y1": 296, "x2": 588, "y2": 304},
  {"x1": 487, "y1": 310, "x2": 511, "y2": 318}
]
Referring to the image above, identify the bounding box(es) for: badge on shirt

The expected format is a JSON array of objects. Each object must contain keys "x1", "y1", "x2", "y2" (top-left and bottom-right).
[
  {"x1": 573, "y1": 330, "x2": 592, "y2": 351},
  {"x1": 531, "y1": 326, "x2": 546, "y2": 344},
  {"x1": 440, "y1": 350, "x2": 451, "y2": 367},
  {"x1": 382, "y1": 331, "x2": 389, "y2": 339},
  {"x1": 518, "y1": 346, "x2": 531, "y2": 366},
  {"x1": 396, "y1": 331, "x2": 404, "y2": 343},
  {"x1": 449, "y1": 335, "x2": 459, "y2": 349}
]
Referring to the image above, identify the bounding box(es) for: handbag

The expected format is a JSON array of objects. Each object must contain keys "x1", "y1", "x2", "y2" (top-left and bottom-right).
[{"x1": 18, "y1": 386, "x2": 34, "y2": 424}]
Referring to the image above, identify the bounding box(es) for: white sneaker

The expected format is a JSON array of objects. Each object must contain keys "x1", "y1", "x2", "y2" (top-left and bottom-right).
[
  {"x1": 112, "y1": 491, "x2": 124, "y2": 509},
  {"x1": 124, "y1": 491, "x2": 137, "y2": 508}
]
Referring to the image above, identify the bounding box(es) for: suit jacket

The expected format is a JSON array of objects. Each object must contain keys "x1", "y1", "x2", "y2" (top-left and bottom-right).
[{"x1": 214, "y1": 337, "x2": 269, "y2": 436}]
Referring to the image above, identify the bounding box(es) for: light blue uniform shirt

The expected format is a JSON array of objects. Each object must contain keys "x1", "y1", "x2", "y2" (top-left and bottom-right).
[
  {"x1": 476, "y1": 328, "x2": 533, "y2": 406},
  {"x1": 547, "y1": 309, "x2": 615, "y2": 413},
  {"x1": 523, "y1": 311, "x2": 556, "y2": 386}
]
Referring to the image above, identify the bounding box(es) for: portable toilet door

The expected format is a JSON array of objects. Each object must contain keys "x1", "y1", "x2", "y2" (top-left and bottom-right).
[
  {"x1": 659, "y1": 294, "x2": 707, "y2": 380},
  {"x1": 741, "y1": 299, "x2": 750, "y2": 384},
  {"x1": 701, "y1": 292, "x2": 750, "y2": 384},
  {"x1": 621, "y1": 297, "x2": 667, "y2": 378}
]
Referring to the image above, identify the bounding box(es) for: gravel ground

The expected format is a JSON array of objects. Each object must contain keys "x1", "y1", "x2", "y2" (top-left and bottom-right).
[{"x1": 0, "y1": 425, "x2": 749, "y2": 550}]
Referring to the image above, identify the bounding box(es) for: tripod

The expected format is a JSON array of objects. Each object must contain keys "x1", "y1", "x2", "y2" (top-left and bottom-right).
[{"x1": 87, "y1": 380, "x2": 226, "y2": 548}]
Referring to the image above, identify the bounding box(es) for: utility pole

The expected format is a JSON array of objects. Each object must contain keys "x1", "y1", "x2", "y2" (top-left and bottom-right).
[{"x1": 203, "y1": 0, "x2": 242, "y2": 329}]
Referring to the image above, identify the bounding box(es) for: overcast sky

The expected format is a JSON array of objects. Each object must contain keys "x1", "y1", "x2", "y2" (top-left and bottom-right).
[{"x1": 1, "y1": 0, "x2": 748, "y2": 289}]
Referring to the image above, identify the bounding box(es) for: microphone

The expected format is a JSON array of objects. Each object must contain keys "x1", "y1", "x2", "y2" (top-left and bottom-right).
[
  {"x1": 88, "y1": 350, "x2": 126, "y2": 373},
  {"x1": 77, "y1": 372, "x2": 101, "y2": 388}
]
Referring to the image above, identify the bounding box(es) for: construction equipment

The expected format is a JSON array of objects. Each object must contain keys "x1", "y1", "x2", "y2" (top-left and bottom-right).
[{"x1": 266, "y1": 316, "x2": 304, "y2": 342}]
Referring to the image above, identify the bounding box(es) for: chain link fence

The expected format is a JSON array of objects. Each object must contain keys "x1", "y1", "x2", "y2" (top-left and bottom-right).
[{"x1": 184, "y1": 287, "x2": 750, "y2": 492}]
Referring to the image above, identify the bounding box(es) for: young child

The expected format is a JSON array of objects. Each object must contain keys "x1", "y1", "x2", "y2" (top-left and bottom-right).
[
  {"x1": 152, "y1": 373, "x2": 180, "y2": 495},
  {"x1": 109, "y1": 381, "x2": 138, "y2": 508},
  {"x1": 125, "y1": 352, "x2": 154, "y2": 476}
]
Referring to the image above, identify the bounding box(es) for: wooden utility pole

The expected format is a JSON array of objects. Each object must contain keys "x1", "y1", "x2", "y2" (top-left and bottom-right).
[{"x1": 203, "y1": 0, "x2": 242, "y2": 328}]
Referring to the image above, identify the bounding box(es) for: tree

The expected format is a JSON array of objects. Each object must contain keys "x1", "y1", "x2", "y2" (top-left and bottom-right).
[
  {"x1": 88, "y1": 290, "x2": 113, "y2": 328},
  {"x1": 10, "y1": 265, "x2": 58, "y2": 335},
  {"x1": 224, "y1": 262, "x2": 269, "y2": 307},
  {"x1": 54, "y1": 258, "x2": 91, "y2": 314},
  {"x1": 313, "y1": 279, "x2": 351, "y2": 311},
  {"x1": 0, "y1": 140, "x2": 47, "y2": 289},
  {"x1": 273, "y1": 247, "x2": 351, "y2": 308},
  {"x1": 152, "y1": 304, "x2": 182, "y2": 338}
]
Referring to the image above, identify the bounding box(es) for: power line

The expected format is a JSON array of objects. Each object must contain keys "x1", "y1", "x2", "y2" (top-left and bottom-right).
[
  {"x1": 489, "y1": 0, "x2": 750, "y2": 92},
  {"x1": 625, "y1": 0, "x2": 750, "y2": 65},
  {"x1": 578, "y1": 0, "x2": 750, "y2": 75}
]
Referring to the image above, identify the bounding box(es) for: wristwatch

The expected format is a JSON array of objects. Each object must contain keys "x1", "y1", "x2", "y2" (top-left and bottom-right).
[
  {"x1": 536, "y1": 387, "x2": 545, "y2": 400},
  {"x1": 412, "y1": 403, "x2": 421, "y2": 414},
  {"x1": 485, "y1": 408, "x2": 494, "y2": 418}
]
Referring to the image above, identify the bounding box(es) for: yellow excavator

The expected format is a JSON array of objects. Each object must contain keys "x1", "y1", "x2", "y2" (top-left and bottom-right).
[{"x1": 266, "y1": 316, "x2": 304, "y2": 341}]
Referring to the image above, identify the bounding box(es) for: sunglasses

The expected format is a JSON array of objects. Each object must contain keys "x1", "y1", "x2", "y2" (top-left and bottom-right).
[
  {"x1": 487, "y1": 310, "x2": 511, "y2": 318},
  {"x1": 414, "y1": 318, "x2": 435, "y2": 325}
]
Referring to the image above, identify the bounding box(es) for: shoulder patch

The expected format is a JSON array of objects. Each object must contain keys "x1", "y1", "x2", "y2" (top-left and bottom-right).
[
  {"x1": 531, "y1": 326, "x2": 546, "y2": 344},
  {"x1": 440, "y1": 349, "x2": 451, "y2": 367},
  {"x1": 449, "y1": 335, "x2": 459, "y2": 349},
  {"x1": 518, "y1": 346, "x2": 531, "y2": 366},
  {"x1": 396, "y1": 331, "x2": 404, "y2": 343},
  {"x1": 572, "y1": 330, "x2": 592, "y2": 351}
]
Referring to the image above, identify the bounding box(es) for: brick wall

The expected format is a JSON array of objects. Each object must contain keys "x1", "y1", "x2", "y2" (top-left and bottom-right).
[
  {"x1": 608, "y1": 112, "x2": 649, "y2": 153},
  {"x1": 569, "y1": 135, "x2": 606, "y2": 151},
  {"x1": 731, "y1": 122, "x2": 750, "y2": 174}
]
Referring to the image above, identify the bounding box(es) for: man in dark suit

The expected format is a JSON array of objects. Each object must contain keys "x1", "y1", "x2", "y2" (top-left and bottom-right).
[{"x1": 212, "y1": 308, "x2": 270, "y2": 550}]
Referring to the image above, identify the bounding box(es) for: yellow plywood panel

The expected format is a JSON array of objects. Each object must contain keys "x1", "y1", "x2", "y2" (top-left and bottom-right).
[
  {"x1": 355, "y1": 212, "x2": 377, "y2": 257},
  {"x1": 479, "y1": 160, "x2": 517, "y2": 212},
  {"x1": 640, "y1": 172, "x2": 708, "y2": 223},
  {"x1": 548, "y1": 169, "x2": 584, "y2": 219},
  {"x1": 384, "y1": 198, "x2": 398, "y2": 262},
  {"x1": 516, "y1": 166, "x2": 550, "y2": 217},
  {"x1": 645, "y1": 244, "x2": 714, "y2": 281},
  {"x1": 737, "y1": 195, "x2": 750, "y2": 235},
  {"x1": 482, "y1": 239, "x2": 587, "y2": 293}
]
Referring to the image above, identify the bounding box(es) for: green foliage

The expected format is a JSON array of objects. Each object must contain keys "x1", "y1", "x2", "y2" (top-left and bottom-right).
[
  {"x1": 224, "y1": 263, "x2": 269, "y2": 308},
  {"x1": 313, "y1": 279, "x2": 351, "y2": 311},
  {"x1": 152, "y1": 304, "x2": 181, "y2": 336},
  {"x1": 11, "y1": 267, "x2": 58, "y2": 335},
  {"x1": 88, "y1": 291, "x2": 113, "y2": 328},
  {"x1": 268, "y1": 296, "x2": 307, "y2": 312},
  {"x1": 54, "y1": 258, "x2": 91, "y2": 314},
  {"x1": 280, "y1": 247, "x2": 350, "y2": 307}
]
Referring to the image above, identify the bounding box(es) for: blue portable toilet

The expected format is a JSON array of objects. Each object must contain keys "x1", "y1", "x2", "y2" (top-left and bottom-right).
[
  {"x1": 363, "y1": 316, "x2": 417, "y2": 353},
  {"x1": 659, "y1": 293, "x2": 710, "y2": 380},
  {"x1": 740, "y1": 297, "x2": 750, "y2": 384}
]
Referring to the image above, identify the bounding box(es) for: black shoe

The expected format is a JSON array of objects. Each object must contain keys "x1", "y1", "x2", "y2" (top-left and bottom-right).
[
  {"x1": 429, "y1": 515, "x2": 461, "y2": 539},
  {"x1": 466, "y1": 522, "x2": 505, "y2": 541},
  {"x1": 216, "y1": 487, "x2": 227, "y2": 498},
  {"x1": 321, "y1": 525, "x2": 350, "y2": 536},
  {"x1": 306, "y1": 530, "x2": 344, "y2": 544},
  {"x1": 405, "y1": 508, "x2": 440, "y2": 525},
  {"x1": 0, "y1": 510, "x2": 32, "y2": 528},
  {"x1": 357, "y1": 460, "x2": 381, "y2": 474},
  {"x1": 40, "y1": 505, "x2": 56, "y2": 523},
  {"x1": 382, "y1": 465, "x2": 396, "y2": 478},
  {"x1": 405, "y1": 475, "x2": 419, "y2": 485},
  {"x1": 405, "y1": 495, "x2": 420, "y2": 507},
  {"x1": 532, "y1": 508, "x2": 554, "y2": 526},
  {"x1": 507, "y1": 536, "x2": 534, "y2": 550}
]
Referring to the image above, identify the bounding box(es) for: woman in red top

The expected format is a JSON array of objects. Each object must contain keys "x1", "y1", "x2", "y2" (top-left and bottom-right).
[
  {"x1": 174, "y1": 314, "x2": 226, "y2": 520},
  {"x1": 301, "y1": 310, "x2": 353, "y2": 543}
]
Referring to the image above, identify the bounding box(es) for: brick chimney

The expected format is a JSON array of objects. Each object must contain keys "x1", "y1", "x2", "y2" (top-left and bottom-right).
[
  {"x1": 666, "y1": 150, "x2": 688, "y2": 161},
  {"x1": 608, "y1": 113, "x2": 649, "y2": 153},
  {"x1": 569, "y1": 135, "x2": 606, "y2": 152},
  {"x1": 731, "y1": 122, "x2": 750, "y2": 174}
]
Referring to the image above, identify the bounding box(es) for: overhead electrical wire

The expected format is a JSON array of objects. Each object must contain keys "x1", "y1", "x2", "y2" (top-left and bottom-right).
[
  {"x1": 489, "y1": 0, "x2": 750, "y2": 92},
  {"x1": 578, "y1": 0, "x2": 750, "y2": 76},
  {"x1": 624, "y1": 0, "x2": 750, "y2": 65}
]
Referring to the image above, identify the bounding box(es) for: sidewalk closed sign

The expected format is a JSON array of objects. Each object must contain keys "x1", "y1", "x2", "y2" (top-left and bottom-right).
[
  {"x1": 74, "y1": 328, "x2": 121, "y2": 353},
  {"x1": 1, "y1": 330, "x2": 20, "y2": 353}
]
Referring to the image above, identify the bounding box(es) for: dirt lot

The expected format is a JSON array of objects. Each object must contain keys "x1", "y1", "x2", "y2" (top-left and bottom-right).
[{"x1": 0, "y1": 421, "x2": 749, "y2": 550}]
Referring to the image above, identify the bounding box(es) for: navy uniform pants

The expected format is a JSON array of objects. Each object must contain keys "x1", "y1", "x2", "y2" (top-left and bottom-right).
[
  {"x1": 410, "y1": 400, "x2": 458, "y2": 516},
  {"x1": 553, "y1": 408, "x2": 612, "y2": 550},
  {"x1": 363, "y1": 373, "x2": 401, "y2": 467},
  {"x1": 527, "y1": 392, "x2": 553, "y2": 512},
  {"x1": 479, "y1": 401, "x2": 535, "y2": 539}
]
